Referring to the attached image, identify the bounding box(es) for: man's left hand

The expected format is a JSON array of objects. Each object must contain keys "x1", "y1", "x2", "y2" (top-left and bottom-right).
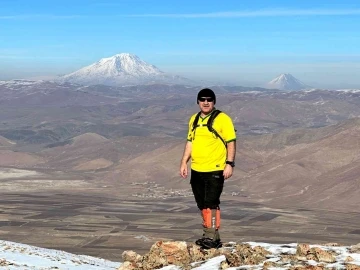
[{"x1": 223, "y1": 165, "x2": 233, "y2": 179}]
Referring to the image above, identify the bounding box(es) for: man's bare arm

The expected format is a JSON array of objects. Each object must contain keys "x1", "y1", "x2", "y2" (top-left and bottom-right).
[
  {"x1": 223, "y1": 141, "x2": 236, "y2": 179},
  {"x1": 226, "y1": 141, "x2": 236, "y2": 162},
  {"x1": 180, "y1": 141, "x2": 192, "y2": 178}
]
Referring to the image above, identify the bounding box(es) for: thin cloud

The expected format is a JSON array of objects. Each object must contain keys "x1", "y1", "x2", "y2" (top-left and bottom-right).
[
  {"x1": 3, "y1": 8, "x2": 360, "y2": 20},
  {"x1": 89, "y1": 2, "x2": 123, "y2": 7},
  {"x1": 126, "y1": 8, "x2": 360, "y2": 18},
  {"x1": 181, "y1": 53, "x2": 360, "y2": 57},
  {"x1": 0, "y1": 55, "x2": 77, "y2": 60},
  {"x1": 0, "y1": 48, "x2": 27, "y2": 54},
  {"x1": 0, "y1": 14, "x2": 85, "y2": 20}
]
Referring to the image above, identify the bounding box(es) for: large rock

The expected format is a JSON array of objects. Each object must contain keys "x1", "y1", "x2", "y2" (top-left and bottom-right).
[
  {"x1": 144, "y1": 241, "x2": 191, "y2": 269},
  {"x1": 119, "y1": 241, "x2": 194, "y2": 270},
  {"x1": 121, "y1": 250, "x2": 142, "y2": 262},
  {"x1": 350, "y1": 243, "x2": 360, "y2": 253},
  {"x1": 346, "y1": 264, "x2": 360, "y2": 270},
  {"x1": 222, "y1": 243, "x2": 270, "y2": 267},
  {"x1": 308, "y1": 247, "x2": 336, "y2": 263},
  {"x1": 296, "y1": 243, "x2": 310, "y2": 258}
]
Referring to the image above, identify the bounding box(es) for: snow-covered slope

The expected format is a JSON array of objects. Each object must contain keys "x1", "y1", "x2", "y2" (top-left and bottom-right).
[
  {"x1": 59, "y1": 53, "x2": 195, "y2": 86},
  {"x1": 0, "y1": 240, "x2": 121, "y2": 269},
  {"x1": 266, "y1": 73, "x2": 310, "y2": 91}
]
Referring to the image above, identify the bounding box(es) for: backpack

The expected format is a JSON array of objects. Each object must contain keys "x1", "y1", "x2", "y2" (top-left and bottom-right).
[{"x1": 191, "y1": 109, "x2": 226, "y2": 146}]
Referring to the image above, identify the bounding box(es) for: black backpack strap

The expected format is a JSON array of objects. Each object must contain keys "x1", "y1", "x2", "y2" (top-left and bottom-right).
[
  {"x1": 191, "y1": 110, "x2": 226, "y2": 146},
  {"x1": 191, "y1": 112, "x2": 202, "y2": 141},
  {"x1": 207, "y1": 110, "x2": 221, "y2": 131},
  {"x1": 207, "y1": 110, "x2": 226, "y2": 146},
  {"x1": 192, "y1": 112, "x2": 202, "y2": 132}
]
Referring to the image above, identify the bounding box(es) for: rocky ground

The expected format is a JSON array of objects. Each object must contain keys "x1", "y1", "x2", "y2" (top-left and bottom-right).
[
  {"x1": 119, "y1": 241, "x2": 360, "y2": 270},
  {"x1": 2, "y1": 238, "x2": 360, "y2": 269}
]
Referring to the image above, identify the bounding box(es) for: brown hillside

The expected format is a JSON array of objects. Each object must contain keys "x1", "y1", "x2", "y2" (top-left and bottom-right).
[
  {"x1": 233, "y1": 118, "x2": 360, "y2": 210},
  {"x1": 0, "y1": 150, "x2": 44, "y2": 167},
  {"x1": 0, "y1": 135, "x2": 15, "y2": 147},
  {"x1": 71, "y1": 133, "x2": 109, "y2": 146},
  {"x1": 102, "y1": 139, "x2": 186, "y2": 189},
  {"x1": 39, "y1": 135, "x2": 180, "y2": 172}
]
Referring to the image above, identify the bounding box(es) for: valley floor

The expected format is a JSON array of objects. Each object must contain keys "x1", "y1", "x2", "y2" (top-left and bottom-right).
[{"x1": 1, "y1": 185, "x2": 360, "y2": 261}]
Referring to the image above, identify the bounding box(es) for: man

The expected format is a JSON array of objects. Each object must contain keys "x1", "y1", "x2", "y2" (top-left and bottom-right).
[{"x1": 180, "y1": 88, "x2": 236, "y2": 249}]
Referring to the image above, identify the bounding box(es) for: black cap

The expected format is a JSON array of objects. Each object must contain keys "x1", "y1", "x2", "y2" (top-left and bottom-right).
[{"x1": 197, "y1": 88, "x2": 216, "y2": 104}]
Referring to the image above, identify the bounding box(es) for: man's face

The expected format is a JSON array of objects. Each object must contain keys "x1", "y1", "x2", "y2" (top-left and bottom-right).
[{"x1": 198, "y1": 96, "x2": 215, "y2": 114}]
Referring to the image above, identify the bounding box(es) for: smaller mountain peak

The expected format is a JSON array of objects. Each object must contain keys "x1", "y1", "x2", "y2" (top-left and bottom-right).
[{"x1": 267, "y1": 73, "x2": 310, "y2": 91}]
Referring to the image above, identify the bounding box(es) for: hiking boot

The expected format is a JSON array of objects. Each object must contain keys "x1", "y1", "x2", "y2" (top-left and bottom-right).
[
  {"x1": 195, "y1": 238, "x2": 205, "y2": 246},
  {"x1": 195, "y1": 237, "x2": 222, "y2": 249}
]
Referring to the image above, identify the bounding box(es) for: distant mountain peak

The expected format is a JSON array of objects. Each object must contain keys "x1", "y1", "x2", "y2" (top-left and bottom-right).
[
  {"x1": 59, "y1": 53, "x2": 195, "y2": 86},
  {"x1": 267, "y1": 73, "x2": 310, "y2": 91}
]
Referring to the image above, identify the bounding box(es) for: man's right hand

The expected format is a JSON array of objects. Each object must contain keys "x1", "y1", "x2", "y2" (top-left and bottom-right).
[{"x1": 180, "y1": 163, "x2": 188, "y2": 178}]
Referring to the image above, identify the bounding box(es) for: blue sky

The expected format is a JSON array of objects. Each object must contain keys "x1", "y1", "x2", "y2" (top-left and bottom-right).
[{"x1": 1, "y1": 0, "x2": 360, "y2": 88}]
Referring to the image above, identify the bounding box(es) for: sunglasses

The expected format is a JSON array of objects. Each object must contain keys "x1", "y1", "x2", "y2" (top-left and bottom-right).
[{"x1": 198, "y1": 97, "x2": 214, "y2": 102}]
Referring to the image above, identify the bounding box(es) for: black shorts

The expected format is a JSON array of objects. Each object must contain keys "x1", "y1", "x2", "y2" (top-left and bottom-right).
[{"x1": 190, "y1": 169, "x2": 224, "y2": 210}]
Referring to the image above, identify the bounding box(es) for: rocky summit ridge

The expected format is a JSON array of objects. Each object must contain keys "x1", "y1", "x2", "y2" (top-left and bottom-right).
[
  {"x1": 2, "y1": 239, "x2": 360, "y2": 269},
  {"x1": 118, "y1": 241, "x2": 360, "y2": 270}
]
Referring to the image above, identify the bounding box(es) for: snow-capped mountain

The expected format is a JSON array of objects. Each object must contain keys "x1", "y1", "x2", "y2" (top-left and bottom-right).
[
  {"x1": 59, "y1": 53, "x2": 196, "y2": 86},
  {"x1": 266, "y1": 73, "x2": 311, "y2": 91}
]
